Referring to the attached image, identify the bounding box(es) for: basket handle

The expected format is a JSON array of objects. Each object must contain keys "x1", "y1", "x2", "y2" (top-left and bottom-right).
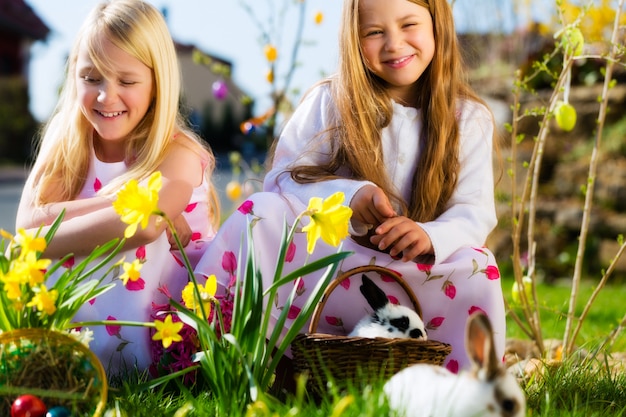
[{"x1": 307, "y1": 265, "x2": 422, "y2": 334}]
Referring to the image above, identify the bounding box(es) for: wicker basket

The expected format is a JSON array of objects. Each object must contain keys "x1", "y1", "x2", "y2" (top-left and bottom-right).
[
  {"x1": 0, "y1": 328, "x2": 107, "y2": 416},
  {"x1": 291, "y1": 265, "x2": 451, "y2": 391}
]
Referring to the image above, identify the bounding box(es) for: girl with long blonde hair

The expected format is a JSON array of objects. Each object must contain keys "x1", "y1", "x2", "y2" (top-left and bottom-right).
[
  {"x1": 16, "y1": 0, "x2": 219, "y2": 376},
  {"x1": 196, "y1": 0, "x2": 505, "y2": 384}
]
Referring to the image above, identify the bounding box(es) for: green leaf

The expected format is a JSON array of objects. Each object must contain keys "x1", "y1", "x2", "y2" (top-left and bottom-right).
[
  {"x1": 265, "y1": 251, "x2": 353, "y2": 294},
  {"x1": 43, "y1": 209, "x2": 66, "y2": 245}
]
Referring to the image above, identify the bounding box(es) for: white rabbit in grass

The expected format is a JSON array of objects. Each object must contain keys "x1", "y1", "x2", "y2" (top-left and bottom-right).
[
  {"x1": 348, "y1": 275, "x2": 427, "y2": 340},
  {"x1": 384, "y1": 312, "x2": 526, "y2": 417}
]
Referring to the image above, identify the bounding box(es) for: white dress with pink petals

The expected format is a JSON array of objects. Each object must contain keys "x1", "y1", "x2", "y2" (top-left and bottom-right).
[
  {"x1": 194, "y1": 84, "x2": 506, "y2": 372},
  {"x1": 63, "y1": 149, "x2": 215, "y2": 377}
]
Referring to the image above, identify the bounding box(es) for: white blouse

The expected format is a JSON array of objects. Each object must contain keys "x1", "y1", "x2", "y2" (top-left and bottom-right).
[{"x1": 263, "y1": 83, "x2": 497, "y2": 264}]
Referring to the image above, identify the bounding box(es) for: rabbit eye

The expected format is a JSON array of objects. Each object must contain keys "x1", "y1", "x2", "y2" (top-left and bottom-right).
[
  {"x1": 409, "y1": 328, "x2": 424, "y2": 339},
  {"x1": 389, "y1": 316, "x2": 410, "y2": 332},
  {"x1": 496, "y1": 386, "x2": 521, "y2": 416},
  {"x1": 500, "y1": 398, "x2": 521, "y2": 416},
  {"x1": 502, "y1": 399, "x2": 516, "y2": 412}
]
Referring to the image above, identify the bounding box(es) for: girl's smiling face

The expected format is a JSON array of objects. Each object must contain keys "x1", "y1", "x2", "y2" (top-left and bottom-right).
[
  {"x1": 75, "y1": 34, "x2": 153, "y2": 161},
  {"x1": 359, "y1": 0, "x2": 434, "y2": 106}
]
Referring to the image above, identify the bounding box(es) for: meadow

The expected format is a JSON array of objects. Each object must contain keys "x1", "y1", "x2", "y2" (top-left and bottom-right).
[{"x1": 103, "y1": 277, "x2": 626, "y2": 417}]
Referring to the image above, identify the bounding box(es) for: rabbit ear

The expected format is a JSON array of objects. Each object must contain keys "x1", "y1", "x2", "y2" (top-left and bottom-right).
[
  {"x1": 359, "y1": 275, "x2": 389, "y2": 311},
  {"x1": 466, "y1": 312, "x2": 500, "y2": 381}
]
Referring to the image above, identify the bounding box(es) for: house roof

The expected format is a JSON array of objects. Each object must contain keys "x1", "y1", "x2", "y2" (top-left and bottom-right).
[
  {"x1": 174, "y1": 41, "x2": 233, "y2": 68},
  {"x1": 0, "y1": 0, "x2": 49, "y2": 40}
]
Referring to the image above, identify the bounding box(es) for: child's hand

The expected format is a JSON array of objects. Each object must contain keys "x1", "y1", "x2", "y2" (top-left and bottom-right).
[
  {"x1": 168, "y1": 214, "x2": 191, "y2": 249},
  {"x1": 370, "y1": 217, "x2": 433, "y2": 262},
  {"x1": 350, "y1": 185, "x2": 396, "y2": 227}
]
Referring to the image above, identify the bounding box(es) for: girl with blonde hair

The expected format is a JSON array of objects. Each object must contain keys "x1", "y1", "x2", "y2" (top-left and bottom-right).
[
  {"x1": 196, "y1": 0, "x2": 505, "y2": 383},
  {"x1": 16, "y1": 0, "x2": 219, "y2": 376}
]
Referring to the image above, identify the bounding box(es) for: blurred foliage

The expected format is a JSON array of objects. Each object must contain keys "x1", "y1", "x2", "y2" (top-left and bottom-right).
[
  {"x1": 560, "y1": 0, "x2": 626, "y2": 42},
  {"x1": 516, "y1": 0, "x2": 625, "y2": 91}
]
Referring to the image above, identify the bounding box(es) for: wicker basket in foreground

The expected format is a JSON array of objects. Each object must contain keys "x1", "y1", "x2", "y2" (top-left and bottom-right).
[{"x1": 292, "y1": 265, "x2": 452, "y2": 392}]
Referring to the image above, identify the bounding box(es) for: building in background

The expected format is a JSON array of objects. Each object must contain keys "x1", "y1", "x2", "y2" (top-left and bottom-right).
[
  {"x1": 0, "y1": 2, "x2": 255, "y2": 165},
  {"x1": 0, "y1": 0, "x2": 49, "y2": 163},
  {"x1": 175, "y1": 42, "x2": 255, "y2": 154}
]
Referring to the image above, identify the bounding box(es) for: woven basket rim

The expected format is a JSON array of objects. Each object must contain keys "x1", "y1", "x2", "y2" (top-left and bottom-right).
[{"x1": 295, "y1": 332, "x2": 450, "y2": 345}]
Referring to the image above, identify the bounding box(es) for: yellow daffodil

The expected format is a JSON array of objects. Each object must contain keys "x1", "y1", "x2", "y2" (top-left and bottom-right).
[
  {"x1": 27, "y1": 285, "x2": 58, "y2": 315},
  {"x1": 1, "y1": 269, "x2": 24, "y2": 301},
  {"x1": 263, "y1": 44, "x2": 277, "y2": 62},
  {"x1": 152, "y1": 314, "x2": 184, "y2": 349},
  {"x1": 20, "y1": 251, "x2": 52, "y2": 286},
  {"x1": 302, "y1": 192, "x2": 352, "y2": 254},
  {"x1": 113, "y1": 171, "x2": 162, "y2": 238},
  {"x1": 120, "y1": 259, "x2": 143, "y2": 286},
  {"x1": 182, "y1": 274, "x2": 217, "y2": 317},
  {"x1": 14, "y1": 228, "x2": 47, "y2": 259}
]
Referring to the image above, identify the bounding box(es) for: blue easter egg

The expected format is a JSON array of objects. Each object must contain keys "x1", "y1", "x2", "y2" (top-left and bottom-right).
[{"x1": 45, "y1": 406, "x2": 71, "y2": 417}]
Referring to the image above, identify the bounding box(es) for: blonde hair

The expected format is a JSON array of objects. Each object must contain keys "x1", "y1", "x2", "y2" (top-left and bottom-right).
[
  {"x1": 287, "y1": 0, "x2": 493, "y2": 223},
  {"x1": 28, "y1": 0, "x2": 219, "y2": 227}
]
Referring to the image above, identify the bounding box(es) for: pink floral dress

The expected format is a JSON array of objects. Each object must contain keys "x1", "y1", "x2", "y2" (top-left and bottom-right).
[
  {"x1": 64, "y1": 149, "x2": 216, "y2": 376},
  {"x1": 194, "y1": 85, "x2": 506, "y2": 373},
  {"x1": 194, "y1": 192, "x2": 505, "y2": 373}
]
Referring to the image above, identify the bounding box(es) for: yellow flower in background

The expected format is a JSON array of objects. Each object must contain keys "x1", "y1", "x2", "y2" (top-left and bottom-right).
[
  {"x1": 265, "y1": 69, "x2": 274, "y2": 84},
  {"x1": 120, "y1": 259, "x2": 143, "y2": 286},
  {"x1": 14, "y1": 228, "x2": 47, "y2": 258},
  {"x1": 152, "y1": 314, "x2": 183, "y2": 348},
  {"x1": 113, "y1": 171, "x2": 162, "y2": 238},
  {"x1": 182, "y1": 274, "x2": 217, "y2": 317},
  {"x1": 314, "y1": 11, "x2": 324, "y2": 25},
  {"x1": 26, "y1": 285, "x2": 58, "y2": 315},
  {"x1": 263, "y1": 44, "x2": 277, "y2": 62},
  {"x1": 302, "y1": 192, "x2": 353, "y2": 254},
  {"x1": 225, "y1": 180, "x2": 243, "y2": 202}
]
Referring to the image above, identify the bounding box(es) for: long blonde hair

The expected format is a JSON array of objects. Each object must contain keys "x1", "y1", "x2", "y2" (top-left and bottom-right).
[
  {"x1": 28, "y1": 0, "x2": 219, "y2": 227},
  {"x1": 287, "y1": 0, "x2": 491, "y2": 223}
]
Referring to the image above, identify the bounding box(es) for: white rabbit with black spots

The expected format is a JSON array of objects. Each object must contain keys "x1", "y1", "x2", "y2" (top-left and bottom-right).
[
  {"x1": 384, "y1": 312, "x2": 526, "y2": 417},
  {"x1": 348, "y1": 275, "x2": 427, "y2": 340}
]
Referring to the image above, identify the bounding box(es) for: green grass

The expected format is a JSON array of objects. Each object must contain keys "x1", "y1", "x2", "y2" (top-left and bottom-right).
[
  {"x1": 100, "y1": 279, "x2": 626, "y2": 416},
  {"x1": 524, "y1": 362, "x2": 626, "y2": 416},
  {"x1": 503, "y1": 277, "x2": 626, "y2": 352}
]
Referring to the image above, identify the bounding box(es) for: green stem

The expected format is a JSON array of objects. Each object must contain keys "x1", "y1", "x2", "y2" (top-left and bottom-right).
[
  {"x1": 161, "y1": 215, "x2": 210, "y2": 322},
  {"x1": 69, "y1": 320, "x2": 155, "y2": 329},
  {"x1": 562, "y1": 0, "x2": 624, "y2": 356}
]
